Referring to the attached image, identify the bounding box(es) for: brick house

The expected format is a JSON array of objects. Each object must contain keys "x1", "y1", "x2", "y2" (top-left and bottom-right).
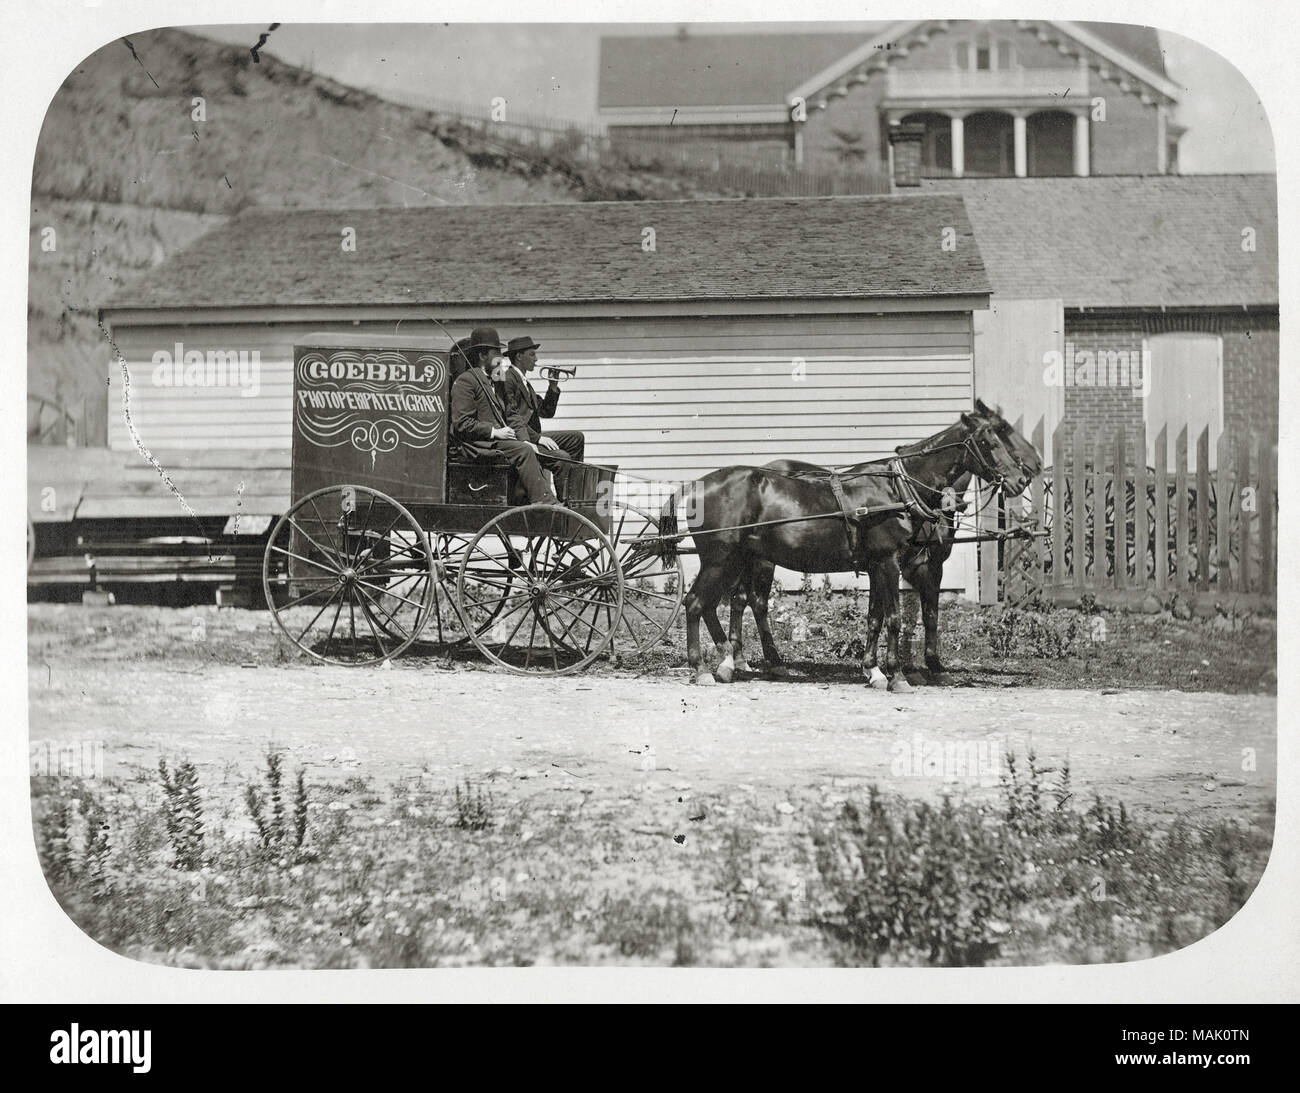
[{"x1": 598, "y1": 19, "x2": 1182, "y2": 177}]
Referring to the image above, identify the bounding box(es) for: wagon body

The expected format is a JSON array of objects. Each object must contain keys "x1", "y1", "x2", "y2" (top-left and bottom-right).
[{"x1": 264, "y1": 335, "x2": 682, "y2": 673}]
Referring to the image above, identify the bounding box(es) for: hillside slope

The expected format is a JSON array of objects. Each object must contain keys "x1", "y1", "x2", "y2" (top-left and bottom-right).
[{"x1": 30, "y1": 27, "x2": 708, "y2": 445}]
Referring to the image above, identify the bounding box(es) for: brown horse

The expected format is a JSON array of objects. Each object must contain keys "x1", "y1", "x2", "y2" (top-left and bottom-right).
[
  {"x1": 724, "y1": 399, "x2": 1042, "y2": 684},
  {"x1": 660, "y1": 402, "x2": 1035, "y2": 689},
  {"x1": 727, "y1": 479, "x2": 966, "y2": 681}
]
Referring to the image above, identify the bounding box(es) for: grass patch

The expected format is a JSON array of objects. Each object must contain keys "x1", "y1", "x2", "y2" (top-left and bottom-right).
[
  {"x1": 30, "y1": 748, "x2": 1271, "y2": 968},
  {"x1": 810, "y1": 751, "x2": 1271, "y2": 966}
]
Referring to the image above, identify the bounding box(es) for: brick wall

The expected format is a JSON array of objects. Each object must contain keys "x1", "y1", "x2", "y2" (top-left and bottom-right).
[
  {"x1": 1061, "y1": 309, "x2": 1278, "y2": 457},
  {"x1": 1222, "y1": 321, "x2": 1279, "y2": 441}
]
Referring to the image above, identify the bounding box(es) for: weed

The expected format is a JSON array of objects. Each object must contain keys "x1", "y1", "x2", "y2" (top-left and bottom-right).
[
  {"x1": 453, "y1": 781, "x2": 494, "y2": 831},
  {"x1": 158, "y1": 757, "x2": 205, "y2": 870},
  {"x1": 244, "y1": 751, "x2": 309, "y2": 861},
  {"x1": 976, "y1": 607, "x2": 1083, "y2": 659},
  {"x1": 594, "y1": 892, "x2": 701, "y2": 965},
  {"x1": 813, "y1": 786, "x2": 1028, "y2": 966},
  {"x1": 36, "y1": 785, "x2": 75, "y2": 883}
]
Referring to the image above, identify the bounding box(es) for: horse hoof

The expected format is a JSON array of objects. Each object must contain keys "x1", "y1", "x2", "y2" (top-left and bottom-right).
[
  {"x1": 888, "y1": 677, "x2": 914, "y2": 694},
  {"x1": 694, "y1": 672, "x2": 717, "y2": 686},
  {"x1": 868, "y1": 674, "x2": 889, "y2": 691},
  {"x1": 733, "y1": 658, "x2": 751, "y2": 674},
  {"x1": 866, "y1": 666, "x2": 889, "y2": 690},
  {"x1": 715, "y1": 665, "x2": 734, "y2": 684},
  {"x1": 926, "y1": 660, "x2": 945, "y2": 674}
]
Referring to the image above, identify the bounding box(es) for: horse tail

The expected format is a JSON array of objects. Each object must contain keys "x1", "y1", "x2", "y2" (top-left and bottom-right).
[{"x1": 658, "y1": 488, "x2": 681, "y2": 565}]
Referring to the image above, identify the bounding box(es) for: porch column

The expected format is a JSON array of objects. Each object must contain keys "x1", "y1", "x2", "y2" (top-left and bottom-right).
[
  {"x1": 1073, "y1": 112, "x2": 1090, "y2": 176},
  {"x1": 1156, "y1": 104, "x2": 1168, "y2": 174},
  {"x1": 1013, "y1": 113, "x2": 1027, "y2": 177},
  {"x1": 950, "y1": 113, "x2": 965, "y2": 178}
]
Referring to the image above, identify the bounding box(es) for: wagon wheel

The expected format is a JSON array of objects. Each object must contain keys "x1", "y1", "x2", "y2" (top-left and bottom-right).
[
  {"x1": 457, "y1": 503, "x2": 624, "y2": 676},
  {"x1": 601, "y1": 500, "x2": 685, "y2": 657},
  {"x1": 263, "y1": 485, "x2": 436, "y2": 666},
  {"x1": 415, "y1": 532, "x2": 516, "y2": 647}
]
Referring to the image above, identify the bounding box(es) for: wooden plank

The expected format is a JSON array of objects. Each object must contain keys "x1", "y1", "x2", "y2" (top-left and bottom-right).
[
  {"x1": 1153, "y1": 426, "x2": 1168, "y2": 592},
  {"x1": 978, "y1": 480, "x2": 999, "y2": 605},
  {"x1": 1114, "y1": 424, "x2": 1128, "y2": 590},
  {"x1": 1196, "y1": 427, "x2": 1210, "y2": 592},
  {"x1": 1174, "y1": 426, "x2": 1189, "y2": 591},
  {"x1": 1216, "y1": 431, "x2": 1233, "y2": 593},
  {"x1": 1093, "y1": 432, "x2": 1108, "y2": 587},
  {"x1": 75, "y1": 495, "x2": 290, "y2": 519},
  {"x1": 504, "y1": 415, "x2": 977, "y2": 435},
  {"x1": 1238, "y1": 434, "x2": 1252, "y2": 593},
  {"x1": 1005, "y1": 415, "x2": 1028, "y2": 604},
  {"x1": 1258, "y1": 437, "x2": 1274, "y2": 596},
  {"x1": 1033, "y1": 418, "x2": 1048, "y2": 588},
  {"x1": 1052, "y1": 421, "x2": 1065, "y2": 590},
  {"x1": 564, "y1": 401, "x2": 969, "y2": 420},
  {"x1": 1072, "y1": 425, "x2": 1086, "y2": 591},
  {"x1": 110, "y1": 313, "x2": 978, "y2": 347},
  {"x1": 1134, "y1": 422, "x2": 1148, "y2": 588}
]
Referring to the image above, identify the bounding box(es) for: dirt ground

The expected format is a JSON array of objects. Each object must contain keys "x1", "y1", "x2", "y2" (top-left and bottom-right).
[
  {"x1": 28, "y1": 624, "x2": 1277, "y2": 823},
  {"x1": 25, "y1": 603, "x2": 1278, "y2": 968}
]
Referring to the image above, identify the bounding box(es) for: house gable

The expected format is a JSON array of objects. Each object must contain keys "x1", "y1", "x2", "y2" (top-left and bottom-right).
[{"x1": 794, "y1": 20, "x2": 1177, "y2": 113}]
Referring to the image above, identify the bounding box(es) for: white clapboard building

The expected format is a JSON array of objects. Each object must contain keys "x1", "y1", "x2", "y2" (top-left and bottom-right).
[{"x1": 99, "y1": 195, "x2": 991, "y2": 592}]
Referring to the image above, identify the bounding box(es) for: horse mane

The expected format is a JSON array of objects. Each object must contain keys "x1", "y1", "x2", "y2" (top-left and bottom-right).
[{"x1": 894, "y1": 416, "x2": 967, "y2": 456}]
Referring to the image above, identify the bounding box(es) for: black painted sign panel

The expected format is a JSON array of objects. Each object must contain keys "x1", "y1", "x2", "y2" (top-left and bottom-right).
[{"x1": 291, "y1": 339, "x2": 450, "y2": 505}]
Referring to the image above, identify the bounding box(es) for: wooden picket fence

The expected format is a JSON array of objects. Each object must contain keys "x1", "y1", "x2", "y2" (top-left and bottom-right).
[{"x1": 979, "y1": 418, "x2": 1278, "y2": 609}]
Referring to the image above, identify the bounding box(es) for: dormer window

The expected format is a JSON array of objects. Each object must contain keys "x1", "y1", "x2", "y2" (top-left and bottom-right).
[{"x1": 955, "y1": 34, "x2": 1015, "y2": 71}]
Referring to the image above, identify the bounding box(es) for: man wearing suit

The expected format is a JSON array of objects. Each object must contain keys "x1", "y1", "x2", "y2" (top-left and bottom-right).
[
  {"x1": 498, "y1": 336, "x2": 586, "y2": 500},
  {"x1": 449, "y1": 327, "x2": 558, "y2": 505}
]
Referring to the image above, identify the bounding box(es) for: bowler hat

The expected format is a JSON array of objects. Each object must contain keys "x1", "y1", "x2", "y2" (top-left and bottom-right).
[
  {"x1": 506, "y1": 336, "x2": 542, "y2": 357},
  {"x1": 466, "y1": 327, "x2": 505, "y2": 352}
]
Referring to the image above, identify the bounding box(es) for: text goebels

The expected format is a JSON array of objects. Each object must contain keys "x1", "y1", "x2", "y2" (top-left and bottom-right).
[{"x1": 304, "y1": 358, "x2": 440, "y2": 384}]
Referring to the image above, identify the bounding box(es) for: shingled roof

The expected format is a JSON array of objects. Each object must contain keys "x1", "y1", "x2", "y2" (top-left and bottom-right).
[
  {"x1": 599, "y1": 31, "x2": 880, "y2": 108},
  {"x1": 599, "y1": 22, "x2": 1167, "y2": 110},
  {"x1": 922, "y1": 175, "x2": 1277, "y2": 309},
  {"x1": 104, "y1": 195, "x2": 990, "y2": 311}
]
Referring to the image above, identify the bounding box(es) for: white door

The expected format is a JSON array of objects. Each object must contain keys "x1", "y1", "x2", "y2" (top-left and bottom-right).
[
  {"x1": 972, "y1": 297, "x2": 1065, "y2": 453},
  {"x1": 1142, "y1": 333, "x2": 1224, "y2": 469},
  {"x1": 969, "y1": 298, "x2": 1063, "y2": 600}
]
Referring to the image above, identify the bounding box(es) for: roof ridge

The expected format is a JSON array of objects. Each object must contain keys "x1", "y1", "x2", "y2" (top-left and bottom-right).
[{"x1": 234, "y1": 192, "x2": 967, "y2": 216}]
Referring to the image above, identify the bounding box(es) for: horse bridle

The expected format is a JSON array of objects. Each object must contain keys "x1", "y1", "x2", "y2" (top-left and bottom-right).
[{"x1": 899, "y1": 417, "x2": 1019, "y2": 491}]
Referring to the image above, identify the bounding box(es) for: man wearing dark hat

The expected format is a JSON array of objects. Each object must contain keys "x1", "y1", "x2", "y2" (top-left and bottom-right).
[
  {"x1": 499, "y1": 335, "x2": 586, "y2": 500},
  {"x1": 449, "y1": 327, "x2": 558, "y2": 505}
]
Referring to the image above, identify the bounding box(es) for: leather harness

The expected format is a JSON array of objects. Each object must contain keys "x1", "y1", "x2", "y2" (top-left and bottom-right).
[
  {"x1": 825, "y1": 472, "x2": 860, "y2": 574},
  {"x1": 822, "y1": 462, "x2": 945, "y2": 576}
]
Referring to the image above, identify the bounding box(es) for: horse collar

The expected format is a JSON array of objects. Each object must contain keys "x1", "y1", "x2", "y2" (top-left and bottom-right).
[{"x1": 890, "y1": 458, "x2": 941, "y2": 523}]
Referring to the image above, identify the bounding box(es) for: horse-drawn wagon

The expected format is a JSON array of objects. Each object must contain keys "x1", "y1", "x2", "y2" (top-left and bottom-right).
[{"x1": 261, "y1": 335, "x2": 684, "y2": 673}]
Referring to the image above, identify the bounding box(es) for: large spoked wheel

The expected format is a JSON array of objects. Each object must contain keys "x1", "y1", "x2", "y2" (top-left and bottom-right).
[
  {"x1": 457, "y1": 504, "x2": 624, "y2": 675},
  {"x1": 263, "y1": 485, "x2": 436, "y2": 666},
  {"x1": 603, "y1": 500, "x2": 685, "y2": 657},
  {"x1": 417, "y1": 532, "x2": 516, "y2": 647}
]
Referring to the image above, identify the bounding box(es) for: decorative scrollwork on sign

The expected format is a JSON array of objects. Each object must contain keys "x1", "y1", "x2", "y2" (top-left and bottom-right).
[{"x1": 352, "y1": 422, "x2": 400, "y2": 468}]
